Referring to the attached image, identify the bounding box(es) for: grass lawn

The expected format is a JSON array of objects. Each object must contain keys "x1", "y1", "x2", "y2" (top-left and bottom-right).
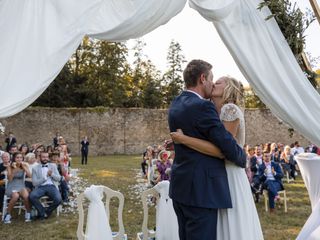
[{"x1": 0, "y1": 155, "x2": 311, "y2": 240}]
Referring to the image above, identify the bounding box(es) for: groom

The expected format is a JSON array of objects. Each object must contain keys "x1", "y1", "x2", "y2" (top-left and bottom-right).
[{"x1": 168, "y1": 59, "x2": 246, "y2": 240}]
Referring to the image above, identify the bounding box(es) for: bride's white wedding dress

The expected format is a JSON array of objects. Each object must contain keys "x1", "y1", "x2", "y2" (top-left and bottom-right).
[{"x1": 217, "y1": 103, "x2": 264, "y2": 240}]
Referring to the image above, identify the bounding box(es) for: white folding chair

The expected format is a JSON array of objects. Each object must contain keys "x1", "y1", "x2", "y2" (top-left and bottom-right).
[
  {"x1": 285, "y1": 171, "x2": 294, "y2": 183},
  {"x1": 136, "y1": 187, "x2": 159, "y2": 240},
  {"x1": 77, "y1": 185, "x2": 126, "y2": 240},
  {"x1": 2, "y1": 171, "x2": 26, "y2": 221},
  {"x1": 39, "y1": 196, "x2": 61, "y2": 216}
]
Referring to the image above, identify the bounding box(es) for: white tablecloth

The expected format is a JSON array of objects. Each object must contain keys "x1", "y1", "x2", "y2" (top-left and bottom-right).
[{"x1": 295, "y1": 153, "x2": 320, "y2": 240}]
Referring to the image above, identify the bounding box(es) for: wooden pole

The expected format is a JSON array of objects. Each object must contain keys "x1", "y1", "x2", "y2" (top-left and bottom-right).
[
  {"x1": 301, "y1": 51, "x2": 313, "y2": 72},
  {"x1": 309, "y1": 0, "x2": 320, "y2": 25}
]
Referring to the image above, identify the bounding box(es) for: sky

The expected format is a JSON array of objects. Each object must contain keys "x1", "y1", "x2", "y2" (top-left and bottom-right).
[{"x1": 128, "y1": 0, "x2": 320, "y2": 85}]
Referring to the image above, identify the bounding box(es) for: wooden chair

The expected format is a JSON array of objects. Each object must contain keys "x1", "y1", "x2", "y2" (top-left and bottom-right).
[
  {"x1": 136, "y1": 187, "x2": 159, "y2": 240},
  {"x1": 77, "y1": 185, "x2": 126, "y2": 240},
  {"x1": 263, "y1": 189, "x2": 287, "y2": 212}
]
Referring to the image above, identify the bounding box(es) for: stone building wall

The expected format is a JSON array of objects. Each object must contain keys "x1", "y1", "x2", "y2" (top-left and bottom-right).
[{"x1": 0, "y1": 107, "x2": 309, "y2": 156}]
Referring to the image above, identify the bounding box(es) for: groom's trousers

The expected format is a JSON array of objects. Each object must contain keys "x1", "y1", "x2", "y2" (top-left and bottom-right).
[{"x1": 173, "y1": 200, "x2": 218, "y2": 240}]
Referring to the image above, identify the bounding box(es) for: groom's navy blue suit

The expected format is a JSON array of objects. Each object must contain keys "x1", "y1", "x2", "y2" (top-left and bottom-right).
[{"x1": 168, "y1": 91, "x2": 246, "y2": 240}]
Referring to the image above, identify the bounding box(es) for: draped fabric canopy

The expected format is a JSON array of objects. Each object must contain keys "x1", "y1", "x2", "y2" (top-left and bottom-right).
[{"x1": 0, "y1": 0, "x2": 319, "y2": 146}]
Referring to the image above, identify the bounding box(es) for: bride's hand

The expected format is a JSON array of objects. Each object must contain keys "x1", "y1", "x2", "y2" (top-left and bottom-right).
[{"x1": 170, "y1": 129, "x2": 185, "y2": 144}]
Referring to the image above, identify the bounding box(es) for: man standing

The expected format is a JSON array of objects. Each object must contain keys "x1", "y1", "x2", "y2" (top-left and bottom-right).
[
  {"x1": 80, "y1": 136, "x2": 89, "y2": 165},
  {"x1": 53, "y1": 132, "x2": 60, "y2": 148},
  {"x1": 5, "y1": 132, "x2": 16, "y2": 152},
  {"x1": 168, "y1": 59, "x2": 246, "y2": 240}
]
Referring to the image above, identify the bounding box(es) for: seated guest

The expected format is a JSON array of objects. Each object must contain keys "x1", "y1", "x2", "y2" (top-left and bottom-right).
[
  {"x1": 46, "y1": 145, "x2": 53, "y2": 155},
  {"x1": 249, "y1": 147, "x2": 263, "y2": 203},
  {"x1": 155, "y1": 150, "x2": 172, "y2": 183},
  {"x1": 259, "y1": 151, "x2": 284, "y2": 213},
  {"x1": 24, "y1": 153, "x2": 38, "y2": 192},
  {"x1": 0, "y1": 152, "x2": 10, "y2": 214},
  {"x1": 8, "y1": 145, "x2": 18, "y2": 161},
  {"x1": 4, "y1": 152, "x2": 32, "y2": 224},
  {"x1": 34, "y1": 144, "x2": 45, "y2": 162},
  {"x1": 50, "y1": 152, "x2": 70, "y2": 204},
  {"x1": 280, "y1": 145, "x2": 296, "y2": 180},
  {"x1": 246, "y1": 147, "x2": 255, "y2": 183},
  {"x1": 19, "y1": 144, "x2": 30, "y2": 157},
  {"x1": 29, "y1": 151, "x2": 62, "y2": 219},
  {"x1": 141, "y1": 146, "x2": 153, "y2": 177},
  {"x1": 60, "y1": 143, "x2": 71, "y2": 169},
  {"x1": 291, "y1": 141, "x2": 304, "y2": 156}
]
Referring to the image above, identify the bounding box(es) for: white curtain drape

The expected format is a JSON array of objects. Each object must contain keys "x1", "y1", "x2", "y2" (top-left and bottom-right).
[
  {"x1": 295, "y1": 153, "x2": 320, "y2": 240},
  {"x1": 0, "y1": 0, "x2": 319, "y2": 146},
  {"x1": 0, "y1": 0, "x2": 186, "y2": 117},
  {"x1": 189, "y1": 0, "x2": 320, "y2": 146}
]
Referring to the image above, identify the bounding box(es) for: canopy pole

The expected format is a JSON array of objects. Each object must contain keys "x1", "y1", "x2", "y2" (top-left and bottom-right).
[{"x1": 309, "y1": 0, "x2": 320, "y2": 25}]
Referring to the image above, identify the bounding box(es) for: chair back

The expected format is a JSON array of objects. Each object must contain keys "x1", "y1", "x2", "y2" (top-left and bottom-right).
[
  {"x1": 139, "y1": 187, "x2": 159, "y2": 240},
  {"x1": 77, "y1": 185, "x2": 125, "y2": 240}
]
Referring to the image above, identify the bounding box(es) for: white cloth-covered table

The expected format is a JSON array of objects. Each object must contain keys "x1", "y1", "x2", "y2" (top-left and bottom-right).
[{"x1": 295, "y1": 153, "x2": 320, "y2": 240}]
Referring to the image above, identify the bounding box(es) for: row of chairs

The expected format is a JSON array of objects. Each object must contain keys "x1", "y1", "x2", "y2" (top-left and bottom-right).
[
  {"x1": 1, "y1": 173, "x2": 61, "y2": 221},
  {"x1": 76, "y1": 185, "x2": 166, "y2": 240}
]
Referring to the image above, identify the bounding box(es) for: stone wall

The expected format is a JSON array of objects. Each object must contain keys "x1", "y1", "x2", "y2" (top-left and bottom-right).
[{"x1": 0, "y1": 107, "x2": 309, "y2": 156}]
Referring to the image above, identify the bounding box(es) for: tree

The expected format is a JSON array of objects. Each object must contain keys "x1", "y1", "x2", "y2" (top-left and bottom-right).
[
  {"x1": 244, "y1": 87, "x2": 266, "y2": 109},
  {"x1": 32, "y1": 63, "x2": 75, "y2": 107},
  {"x1": 259, "y1": 0, "x2": 318, "y2": 88},
  {"x1": 38, "y1": 38, "x2": 131, "y2": 108},
  {"x1": 129, "y1": 39, "x2": 163, "y2": 108},
  {"x1": 162, "y1": 40, "x2": 186, "y2": 106}
]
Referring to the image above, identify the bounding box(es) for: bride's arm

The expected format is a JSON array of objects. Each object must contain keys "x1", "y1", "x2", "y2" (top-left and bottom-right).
[
  {"x1": 222, "y1": 119, "x2": 240, "y2": 138},
  {"x1": 170, "y1": 130, "x2": 224, "y2": 159}
]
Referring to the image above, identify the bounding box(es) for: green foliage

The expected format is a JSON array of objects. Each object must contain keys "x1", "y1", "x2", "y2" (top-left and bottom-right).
[
  {"x1": 258, "y1": 0, "x2": 315, "y2": 56},
  {"x1": 244, "y1": 87, "x2": 266, "y2": 108},
  {"x1": 162, "y1": 40, "x2": 186, "y2": 106},
  {"x1": 34, "y1": 38, "x2": 185, "y2": 108},
  {"x1": 128, "y1": 40, "x2": 163, "y2": 108},
  {"x1": 32, "y1": 63, "x2": 76, "y2": 107},
  {"x1": 258, "y1": 0, "x2": 318, "y2": 89}
]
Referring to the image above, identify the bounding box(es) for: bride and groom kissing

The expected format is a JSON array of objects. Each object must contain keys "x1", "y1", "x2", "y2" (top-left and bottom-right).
[{"x1": 168, "y1": 59, "x2": 263, "y2": 240}]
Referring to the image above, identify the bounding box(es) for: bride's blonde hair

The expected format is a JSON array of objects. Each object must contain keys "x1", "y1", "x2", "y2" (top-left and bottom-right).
[{"x1": 221, "y1": 76, "x2": 244, "y2": 106}]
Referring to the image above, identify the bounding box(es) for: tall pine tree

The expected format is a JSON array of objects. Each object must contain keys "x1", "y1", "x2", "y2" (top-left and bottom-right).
[{"x1": 162, "y1": 40, "x2": 186, "y2": 106}]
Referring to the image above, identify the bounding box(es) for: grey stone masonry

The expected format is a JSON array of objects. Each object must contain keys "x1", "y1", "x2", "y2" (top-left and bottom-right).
[{"x1": 0, "y1": 107, "x2": 309, "y2": 156}]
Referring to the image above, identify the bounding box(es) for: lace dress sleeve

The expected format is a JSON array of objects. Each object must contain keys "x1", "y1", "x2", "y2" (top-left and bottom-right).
[{"x1": 220, "y1": 103, "x2": 242, "y2": 122}]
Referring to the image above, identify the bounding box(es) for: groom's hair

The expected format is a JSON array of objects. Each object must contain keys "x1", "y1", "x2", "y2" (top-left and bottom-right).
[{"x1": 183, "y1": 59, "x2": 212, "y2": 88}]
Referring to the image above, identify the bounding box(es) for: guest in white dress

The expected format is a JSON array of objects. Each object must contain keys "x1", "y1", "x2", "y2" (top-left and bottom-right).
[{"x1": 171, "y1": 76, "x2": 263, "y2": 240}]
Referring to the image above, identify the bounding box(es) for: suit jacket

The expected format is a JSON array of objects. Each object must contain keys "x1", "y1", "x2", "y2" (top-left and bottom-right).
[
  {"x1": 168, "y1": 91, "x2": 246, "y2": 209},
  {"x1": 32, "y1": 163, "x2": 61, "y2": 188},
  {"x1": 258, "y1": 162, "x2": 284, "y2": 190},
  {"x1": 249, "y1": 155, "x2": 258, "y2": 173},
  {"x1": 5, "y1": 137, "x2": 16, "y2": 152},
  {"x1": 81, "y1": 140, "x2": 89, "y2": 153}
]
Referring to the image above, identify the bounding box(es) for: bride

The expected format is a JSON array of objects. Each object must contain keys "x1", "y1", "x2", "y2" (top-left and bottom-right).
[{"x1": 171, "y1": 76, "x2": 263, "y2": 240}]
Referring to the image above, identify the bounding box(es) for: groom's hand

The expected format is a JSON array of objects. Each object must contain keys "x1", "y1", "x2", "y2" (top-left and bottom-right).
[{"x1": 170, "y1": 129, "x2": 184, "y2": 144}]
